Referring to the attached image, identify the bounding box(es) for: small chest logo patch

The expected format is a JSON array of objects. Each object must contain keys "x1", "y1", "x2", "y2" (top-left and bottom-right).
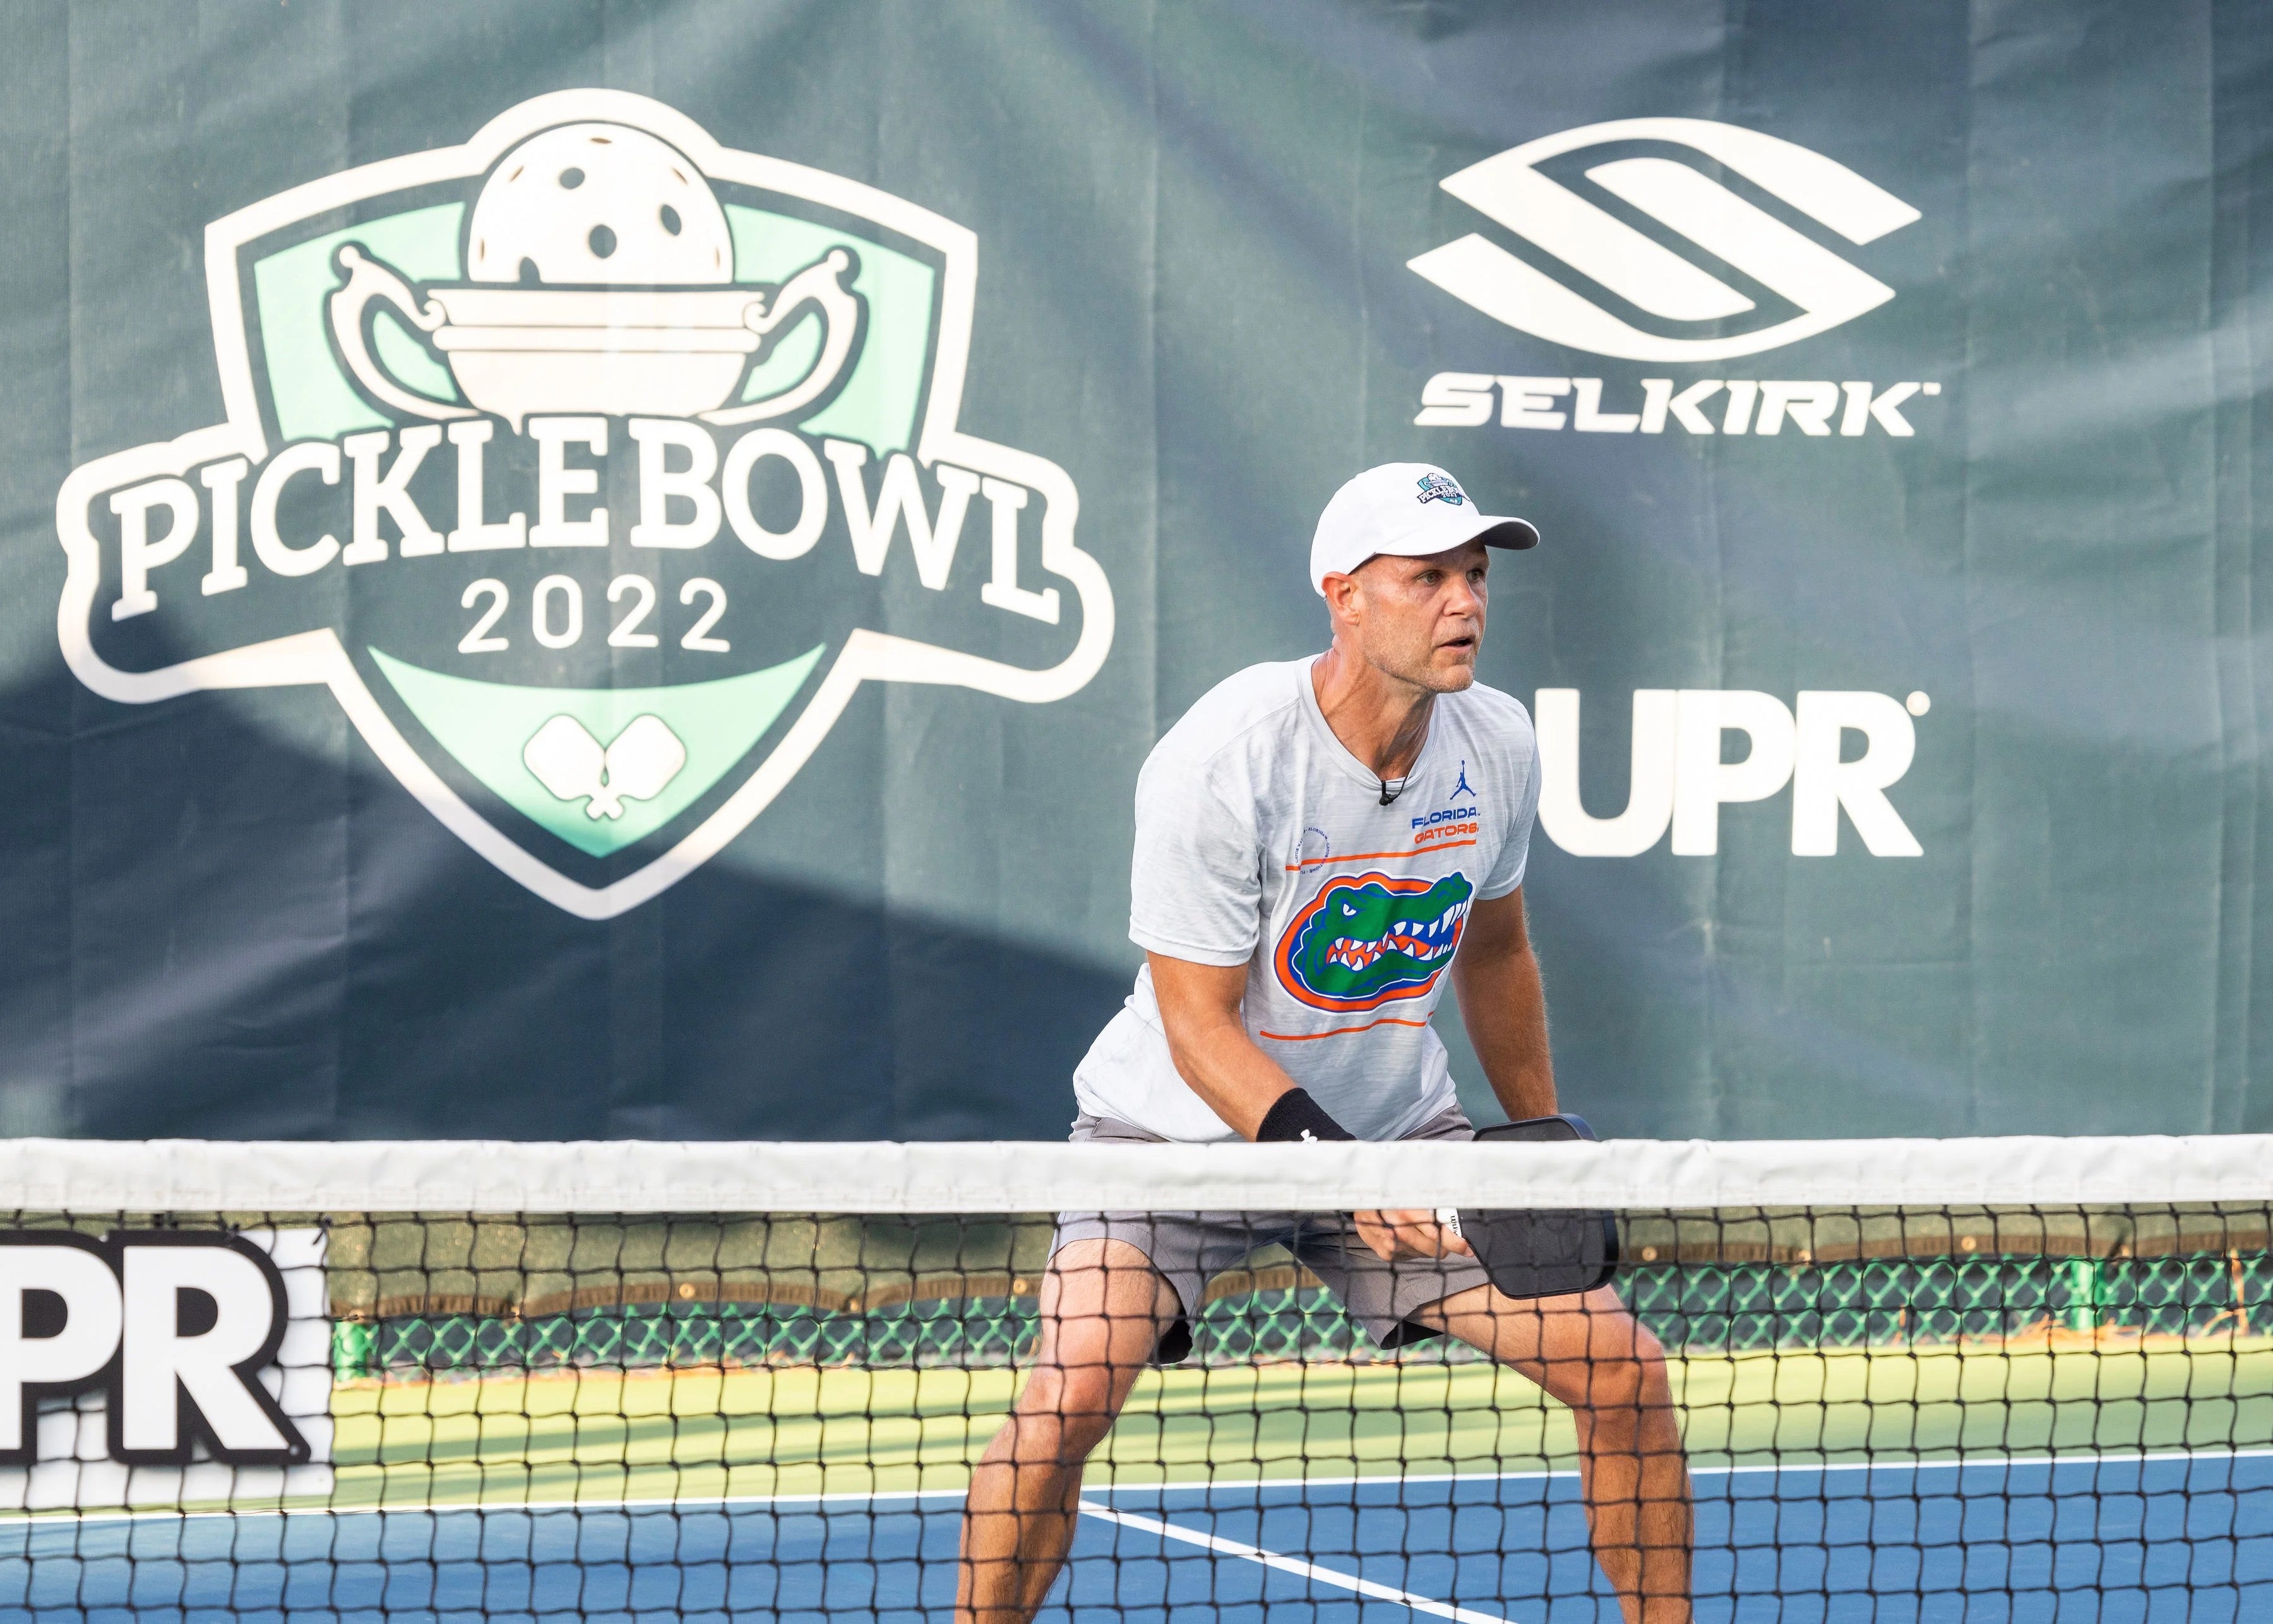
[
  {"x1": 1411, "y1": 760, "x2": 1482, "y2": 847},
  {"x1": 1274, "y1": 870, "x2": 1474, "y2": 1012}
]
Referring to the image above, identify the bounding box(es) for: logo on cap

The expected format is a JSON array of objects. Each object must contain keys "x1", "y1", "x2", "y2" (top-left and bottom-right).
[{"x1": 1415, "y1": 472, "x2": 1467, "y2": 507}]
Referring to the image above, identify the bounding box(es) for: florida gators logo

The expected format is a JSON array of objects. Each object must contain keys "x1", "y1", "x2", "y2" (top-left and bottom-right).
[{"x1": 1274, "y1": 871, "x2": 1475, "y2": 1012}]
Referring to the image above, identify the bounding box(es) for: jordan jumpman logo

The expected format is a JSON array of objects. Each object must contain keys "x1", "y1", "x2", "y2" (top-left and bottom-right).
[{"x1": 1453, "y1": 760, "x2": 1476, "y2": 801}]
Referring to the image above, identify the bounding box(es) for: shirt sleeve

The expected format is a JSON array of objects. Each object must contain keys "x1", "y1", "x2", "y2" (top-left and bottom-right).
[
  {"x1": 1478, "y1": 725, "x2": 1542, "y2": 900},
  {"x1": 1126, "y1": 746, "x2": 1264, "y2": 967}
]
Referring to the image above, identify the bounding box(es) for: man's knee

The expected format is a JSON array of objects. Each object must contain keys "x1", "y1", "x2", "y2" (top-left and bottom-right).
[
  {"x1": 1020, "y1": 1351, "x2": 1130, "y2": 1419},
  {"x1": 1006, "y1": 1358, "x2": 1128, "y2": 1460},
  {"x1": 1544, "y1": 1305, "x2": 1672, "y2": 1414}
]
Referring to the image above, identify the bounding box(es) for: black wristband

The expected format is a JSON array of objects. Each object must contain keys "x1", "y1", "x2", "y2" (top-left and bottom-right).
[{"x1": 1256, "y1": 1089, "x2": 1357, "y2": 1143}]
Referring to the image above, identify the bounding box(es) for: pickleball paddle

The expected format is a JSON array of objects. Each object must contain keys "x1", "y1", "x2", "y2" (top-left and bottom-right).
[{"x1": 1441, "y1": 1113, "x2": 1620, "y2": 1300}]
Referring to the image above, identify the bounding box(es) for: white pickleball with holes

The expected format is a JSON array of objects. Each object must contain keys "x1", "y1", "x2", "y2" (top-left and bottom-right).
[{"x1": 467, "y1": 122, "x2": 734, "y2": 286}]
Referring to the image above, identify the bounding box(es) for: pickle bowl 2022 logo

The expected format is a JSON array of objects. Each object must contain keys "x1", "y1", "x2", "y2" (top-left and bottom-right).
[{"x1": 56, "y1": 90, "x2": 1113, "y2": 919}]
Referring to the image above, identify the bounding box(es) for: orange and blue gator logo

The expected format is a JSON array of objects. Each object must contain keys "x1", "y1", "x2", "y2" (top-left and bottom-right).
[{"x1": 1274, "y1": 870, "x2": 1476, "y2": 1012}]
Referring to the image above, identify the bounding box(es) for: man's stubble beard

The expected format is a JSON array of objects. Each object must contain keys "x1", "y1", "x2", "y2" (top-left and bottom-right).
[
  {"x1": 1364, "y1": 630, "x2": 1481, "y2": 696},
  {"x1": 1423, "y1": 662, "x2": 1479, "y2": 695}
]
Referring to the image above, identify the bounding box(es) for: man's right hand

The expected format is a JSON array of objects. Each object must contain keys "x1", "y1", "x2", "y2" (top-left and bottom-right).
[{"x1": 1147, "y1": 952, "x2": 1319, "y2": 1140}]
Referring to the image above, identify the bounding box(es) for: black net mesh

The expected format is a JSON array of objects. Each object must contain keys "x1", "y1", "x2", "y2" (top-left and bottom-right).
[{"x1": 0, "y1": 1200, "x2": 2267, "y2": 1620}]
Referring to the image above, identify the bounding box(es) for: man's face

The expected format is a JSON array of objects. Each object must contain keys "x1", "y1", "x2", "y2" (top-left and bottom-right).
[{"x1": 1337, "y1": 540, "x2": 1491, "y2": 692}]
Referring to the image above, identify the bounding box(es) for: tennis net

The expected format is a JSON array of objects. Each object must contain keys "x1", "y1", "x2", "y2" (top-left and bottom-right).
[{"x1": 0, "y1": 1135, "x2": 2267, "y2": 1621}]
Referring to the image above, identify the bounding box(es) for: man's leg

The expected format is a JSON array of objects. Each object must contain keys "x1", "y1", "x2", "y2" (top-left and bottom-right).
[
  {"x1": 957, "y1": 1238, "x2": 1181, "y2": 1624},
  {"x1": 1411, "y1": 1284, "x2": 1693, "y2": 1624}
]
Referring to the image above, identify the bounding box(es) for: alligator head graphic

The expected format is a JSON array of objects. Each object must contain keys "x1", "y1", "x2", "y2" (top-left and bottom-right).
[{"x1": 1274, "y1": 871, "x2": 1476, "y2": 1012}]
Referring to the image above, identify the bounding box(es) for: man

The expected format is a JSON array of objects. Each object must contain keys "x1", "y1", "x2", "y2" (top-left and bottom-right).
[{"x1": 957, "y1": 463, "x2": 1693, "y2": 1624}]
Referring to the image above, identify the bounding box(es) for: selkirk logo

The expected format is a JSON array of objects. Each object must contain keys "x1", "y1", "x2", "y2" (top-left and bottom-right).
[
  {"x1": 1408, "y1": 117, "x2": 1920, "y2": 362},
  {"x1": 56, "y1": 92, "x2": 1112, "y2": 919}
]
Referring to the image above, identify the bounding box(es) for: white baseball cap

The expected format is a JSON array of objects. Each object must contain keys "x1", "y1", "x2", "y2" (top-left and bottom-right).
[{"x1": 1309, "y1": 463, "x2": 1539, "y2": 594}]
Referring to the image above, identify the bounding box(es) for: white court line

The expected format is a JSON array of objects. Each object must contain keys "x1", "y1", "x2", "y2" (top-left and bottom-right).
[
  {"x1": 8, "y1": 1442, "x2": 2269, "y2": 1531},
  {"x1": 1078, "y1": 1500, "x2": 1517, "y2": 1624}
]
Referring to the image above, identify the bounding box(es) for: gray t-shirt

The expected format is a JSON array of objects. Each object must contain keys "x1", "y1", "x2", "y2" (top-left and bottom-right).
[{"x1": 1072, "y1": 657, "x2": 1542, "y2": 1142}]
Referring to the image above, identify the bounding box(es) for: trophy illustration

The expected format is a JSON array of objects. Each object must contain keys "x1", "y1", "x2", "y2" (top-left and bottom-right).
[{"x1": 327, "y1": 122, "x2": 861, "y2": 430}]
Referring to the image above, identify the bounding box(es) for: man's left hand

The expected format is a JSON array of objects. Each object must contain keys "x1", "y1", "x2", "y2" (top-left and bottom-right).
[{"x1": 1352, "y1": 1209, "x2": 1476, "y2": 1262}]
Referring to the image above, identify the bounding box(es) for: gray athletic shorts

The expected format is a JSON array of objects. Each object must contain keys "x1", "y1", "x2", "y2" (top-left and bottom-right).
[{"x1": 1053, "y1": 1106, "x2": 1496, "y2": 1356}]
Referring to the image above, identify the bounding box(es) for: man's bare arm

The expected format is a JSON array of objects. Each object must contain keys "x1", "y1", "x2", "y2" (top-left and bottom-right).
[
  {"x1": 1143, "y1": 952, "x2": 1300, "y2": 1139},
  {"x1": 1145, "y1": 951, "x2": 1468, "y2": 1260},
  {"x1": 1448, "y1": 886, "x2": 1558, "y2": 1119}
]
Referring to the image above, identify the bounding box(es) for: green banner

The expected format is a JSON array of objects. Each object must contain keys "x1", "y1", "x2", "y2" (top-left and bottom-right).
[{"x1": 3, "y1": 1, "x2": 2268, "y2": 1138}]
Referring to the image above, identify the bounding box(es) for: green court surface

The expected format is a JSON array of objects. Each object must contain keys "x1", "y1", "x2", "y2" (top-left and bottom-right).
[{"x1": 325, "y1": 1333, "x2": 2273, "y2": 1511}]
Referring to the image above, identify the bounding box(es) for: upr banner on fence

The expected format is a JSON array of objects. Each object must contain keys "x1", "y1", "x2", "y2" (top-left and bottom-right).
[{"x1": 5, "y1": 2, "x2": 2269, "y2": 1140}]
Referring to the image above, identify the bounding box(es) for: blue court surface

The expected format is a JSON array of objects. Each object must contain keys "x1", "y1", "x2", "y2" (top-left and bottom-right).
[{"x1": 1, "y1": 1450, "x2": 2267, "y2": 1624}]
